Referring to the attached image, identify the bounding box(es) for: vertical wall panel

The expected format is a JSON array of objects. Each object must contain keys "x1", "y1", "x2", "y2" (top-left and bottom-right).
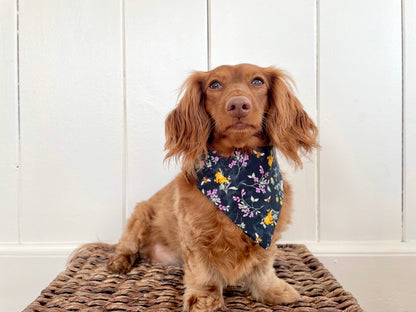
[
  {"x1": 19, "y1": 0, "x2": 124, "y2": 242},
  {"x1": 0, "y1": 0, "x2": 18, "y2": 242},
  {"x1": 124, "y1": 0, "x2": 207, "y2": 215},
  {"x1": 405, "y1": 0, "x2": 416, "y2": 241},
  {"x1": 319, "y1": 0, "x2": 402, "y2": 240},
  {"x1": 210, "y1": 0, "x2": 317, "y2": 241}
]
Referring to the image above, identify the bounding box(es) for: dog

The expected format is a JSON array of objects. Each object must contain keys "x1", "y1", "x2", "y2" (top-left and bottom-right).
[{"x1": 107, "y1": 63, "x2": 318, "y2": 311}]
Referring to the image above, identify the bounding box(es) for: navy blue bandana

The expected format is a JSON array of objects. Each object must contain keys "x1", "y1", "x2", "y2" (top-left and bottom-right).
[{"x1": 196, "y1": 146, "x2": 283, "y2": 249}]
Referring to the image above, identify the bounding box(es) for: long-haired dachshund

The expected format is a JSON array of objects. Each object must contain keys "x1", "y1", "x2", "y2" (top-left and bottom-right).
[{"x1": 108, "y1": 63, "x2": 318, "y2": 311}]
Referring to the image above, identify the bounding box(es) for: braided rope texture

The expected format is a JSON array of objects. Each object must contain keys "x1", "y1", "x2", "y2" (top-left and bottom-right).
[{"x1": 24, "y1": 244, "x2": 363, "y2": 312}]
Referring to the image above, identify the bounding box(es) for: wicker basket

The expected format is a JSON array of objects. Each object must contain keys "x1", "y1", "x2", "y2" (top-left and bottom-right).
[{"x1": 24, "y1": 244, "x2": 363, "y2": 312}]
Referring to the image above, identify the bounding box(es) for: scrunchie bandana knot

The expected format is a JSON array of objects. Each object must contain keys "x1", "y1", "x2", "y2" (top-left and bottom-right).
[{"x1": 196, "y1": 146, "x2": 283, "y2": 249}]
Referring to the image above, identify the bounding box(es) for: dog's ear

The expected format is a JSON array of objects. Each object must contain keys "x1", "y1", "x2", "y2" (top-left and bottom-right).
[
  {"x1": 265, "y1": 68, "x2": 319, "y2": 167},
  {"x1": 165, "y1": 71, "x2": 211, "y2": 177}
]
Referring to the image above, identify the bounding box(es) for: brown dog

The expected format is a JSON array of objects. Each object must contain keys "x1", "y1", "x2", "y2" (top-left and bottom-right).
[{"x1": 107, "y1": 64, "x2": 318, "y2": 311}]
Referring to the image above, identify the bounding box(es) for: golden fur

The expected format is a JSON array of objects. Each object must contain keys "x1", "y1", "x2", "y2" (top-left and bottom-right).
[{"x1": 107, "y1": 64, "x2": 318, "y2": 311}]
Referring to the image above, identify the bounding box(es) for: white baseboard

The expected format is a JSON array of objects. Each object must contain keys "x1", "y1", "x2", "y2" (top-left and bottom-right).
[
  {"x1": 305, "y1": 240, "x2": 416, "y2": 256},
  {"x1": 2, "y1": 240, "x2": 415, "y2": 256},
  {"x1": 0, "y1": 243, "x2": 79, "y2": 256}
]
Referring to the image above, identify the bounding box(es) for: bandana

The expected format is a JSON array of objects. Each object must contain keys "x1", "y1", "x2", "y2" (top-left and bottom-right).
[{"x1": 196, "y1": 146, "x2": 283, "y2": 249}]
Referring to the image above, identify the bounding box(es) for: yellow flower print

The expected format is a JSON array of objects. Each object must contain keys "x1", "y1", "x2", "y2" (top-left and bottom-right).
[
  {"x1": 276, "y1": 197, "x2": 279, "y2": 203},
  {"x1": 267, "y1": 155, "x2": 273, "y2": 167},
  {"x1": 254, "y1": 150, "x2": 264, "y2": 158},
  {"x1": 200, "y1": 177, "x2": 211, "y2": 185},
  {"x1": 255, "y1": 233, "x2": 263, "y2": 243},
  {"x1": 214, "y1": 169, "x2": 229, "y2": 184},
  {"x1": 262, "y1": 211, "x2": 275, "y2": 226}
]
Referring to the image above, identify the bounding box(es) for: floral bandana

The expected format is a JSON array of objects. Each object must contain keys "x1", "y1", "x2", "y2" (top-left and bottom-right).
[{"x1": 196, "y1": 146, "x2": 283, "y2": 249}]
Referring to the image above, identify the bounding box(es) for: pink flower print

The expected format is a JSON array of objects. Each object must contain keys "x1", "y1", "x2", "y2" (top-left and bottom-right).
[
  {"x1": 242, "y1": 208, "x2": 250, "y2": 217},
  {"x1": 254, "y1": 176, "x2": 259, "y2": 182},
  {"x1": 219, "y1": 204, "x2": 227, "y2": 211},
  {"x1": 214, "y1": 157, "x2": 219, "y2": 162},
  {"x1": 242, "y1": 161, "x2": 248, "y2": 167},
  {"x1": 241, "y1": 189, "x2": 246, "y2": 196},
  {"x1": 229, "y1": 160, "x2": 237, "y2": 168},
  {"x1": 256, "y1": 188, "x2": 261, "y2": 193},
  {"x1": 233, "y1": 196, "x2": 241, "y2": 202},
  {"x1": 259, "y1": 165, "x2": 264, "y2": 174},
  {"x1": 249, "y1": 212, "x2": 254, "y2": 218},
  {"x1": 207, "y1": 189, "x2": 221, "y2": 205}
]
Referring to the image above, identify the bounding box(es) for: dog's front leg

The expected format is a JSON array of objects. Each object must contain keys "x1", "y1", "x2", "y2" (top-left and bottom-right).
[
  {"x1": 108, "y1": 201, "x2": 153, "y2": 274},
  {"x1": 182, "y1": 252, "x2": 225, "y2": 312},
  {"x1": 176, "y1": 179, "x2": 227, "y2": 311}
]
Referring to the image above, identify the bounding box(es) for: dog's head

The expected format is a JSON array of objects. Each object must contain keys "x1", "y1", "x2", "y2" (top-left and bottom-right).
[{"x1": 165, "y1": 64, "x2": 318, "y2": 178}]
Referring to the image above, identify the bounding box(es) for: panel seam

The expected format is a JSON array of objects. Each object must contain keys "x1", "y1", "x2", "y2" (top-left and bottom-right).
[
  {"x1": 121, "y1": 0, "x2": 128, "y2": 229},
  {"x1": 315, "y1": 0, "x2": 321, "y2": 243},
  {"x1": 207, "y1": 0, "x2": 211, "y2": 70},
  {"x1": 401, "y1": 0, "x2": 406, "y2": 242},
  {"x1": 16, "y1": 0, "x2": 22, "y2": 244}
]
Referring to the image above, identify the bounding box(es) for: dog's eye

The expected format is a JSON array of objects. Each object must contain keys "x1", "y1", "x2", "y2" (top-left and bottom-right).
[
  {"x1": 209, "y1": 81, "x2": 222, "y2": 89},
  {"x1": 251, "y1": 78, "x2": 264, "y2": 86}
]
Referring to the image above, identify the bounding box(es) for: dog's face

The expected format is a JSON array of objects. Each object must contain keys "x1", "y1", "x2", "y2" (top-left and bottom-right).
[
  {"x1": 165, "y1": 63, "x2": 318, "y2": 177},
  {"x1": 203, "y1": 64, "x2": 270, "y2": 153}
]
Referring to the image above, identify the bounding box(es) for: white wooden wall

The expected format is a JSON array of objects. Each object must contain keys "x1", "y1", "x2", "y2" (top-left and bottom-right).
[{"x1": 0, "y1": 1, "x2": 415, "y2": 311}]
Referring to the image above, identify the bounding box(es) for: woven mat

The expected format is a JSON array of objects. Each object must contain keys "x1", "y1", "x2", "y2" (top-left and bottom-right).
[{"x1": 24, "y1": 244, "x2": 363, "y2": 312}]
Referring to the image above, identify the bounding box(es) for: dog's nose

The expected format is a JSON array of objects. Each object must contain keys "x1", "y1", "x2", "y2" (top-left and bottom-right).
[{"x1": 226, "y1": 96, "x2": 252, "y2": 119}]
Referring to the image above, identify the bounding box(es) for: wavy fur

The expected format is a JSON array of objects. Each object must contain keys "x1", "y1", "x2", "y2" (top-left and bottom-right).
[{"x1": 108, "y1": 64, "x2": 318, "y2": 312}]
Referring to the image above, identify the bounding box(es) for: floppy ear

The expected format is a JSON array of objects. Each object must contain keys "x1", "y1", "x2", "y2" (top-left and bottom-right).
[
  {"x1": 164, "y1": 71, "x2": 211, "y2": 176},
  {"x1": 265, "y1": 68, "x2": 319, "y2": 167}
]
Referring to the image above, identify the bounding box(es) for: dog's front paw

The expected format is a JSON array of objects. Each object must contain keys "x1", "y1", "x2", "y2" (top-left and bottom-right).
[
  {"x1": 183, "y1": 288, "x2": 224, "y2": 312},
  {"x1": 107, "y1": 253, "x2": 136, "y2": 274},
  {"x1": 258, "y1": 279, "x2": 300, "y2": 305}
]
